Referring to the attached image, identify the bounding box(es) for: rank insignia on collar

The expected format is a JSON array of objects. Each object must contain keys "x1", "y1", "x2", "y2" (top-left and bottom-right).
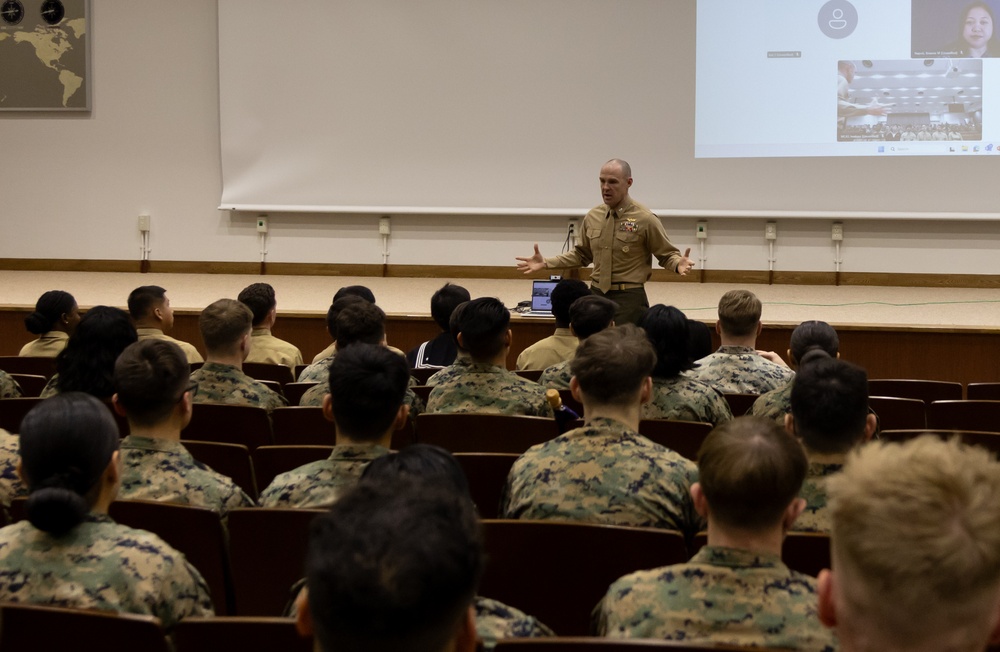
[{"x1": 619, "y1": 219, "x2": 638, "y2": 233}]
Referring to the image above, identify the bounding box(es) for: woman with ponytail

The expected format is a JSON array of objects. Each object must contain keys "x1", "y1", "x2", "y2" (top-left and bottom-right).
[
  {"x1": 19, "y1": 290, "x2": 80, "y2": 358},
  {"x1": 0, "y1": 393, "x2": 214, "y2": 628}
]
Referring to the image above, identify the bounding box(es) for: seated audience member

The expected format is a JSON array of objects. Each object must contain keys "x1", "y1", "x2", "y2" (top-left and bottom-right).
[
  {"x1": 820, "y1": 436, "x2": 1000, "y2": 652},
  {"x1": 639, "y1": 305, "x2": 733, "y2": 426},
  {"x1": 538, "y1": 295, "x2": 616, "y2": 390},
  {"x1": 20, "y1": 289, "x2": 79, "y2": 357},
  {"x1": 258, "y1": 343, "x2": 407, "y2": 508},
  {"x1": 687, "y1": 289, "x2": 793, "y2": 394},
  {"x1": 238, "y1": 282, "x2": 303, "y2": 367},
  {"x1": 751, "y1": 320, "x2": 840, "y2": 421},
  {"x1": 500, "y1": 325, "x2": 697, "y2": 532},
  {"x1": 0, "y1": 371, "x2": 22, "y2": 399},
  {"x1": 296, "y1": 479, "x2": 482, "y2": 652},
  {"x1": 0, "y1": 393, "x2": 213, "y2": 628},
  {"x1": 686, "y1": 318, "x2": 714, "y2": 361},
  {"x1": 425, "y1": 302, "x2": 471, "y2": 388},
  {"x1": 426, "y1": 298, "x2": 553, "y2": 417},
  {"x1": 0, "y1": 427, "x2": 26, "y2": 516},
  {"x1": 189, "y1": 299, "x2": 286, "y2": 411},
  {"x1": 406, "y1": 282, "x2": 471, "y2": 369},
  {"x1": 310, "y1": 285, "x2": 406, "y2": 363},
  {"x1": 515, "y1": 279, "x2": 591, "y2": 370},
  {"x1": 40, "y1": 306, "x2": 138, "y2": 399},
  {"x1": 297, "y1": 295, "x2": 367, "y2": 383},
  {"x1": 128, "y1": 285, "x2": 203, "y2": 364},
  {"x1": 113, "y1": 340, "x2": 255, "y2": 515},
  {"x1": 596, "y1": 416, "x2": 836, "y2": 651},
  {"x1": 785, "y1": 353, "x2": 875, "y2": 533}
]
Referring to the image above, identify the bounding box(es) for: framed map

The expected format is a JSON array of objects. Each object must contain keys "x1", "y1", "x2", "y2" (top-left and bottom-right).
[{"x1": 0, "y1": 0, "x2": 89, "y2": 110}]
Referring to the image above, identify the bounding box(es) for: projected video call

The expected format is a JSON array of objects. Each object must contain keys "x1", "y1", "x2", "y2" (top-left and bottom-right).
[{"x1": 696, "y1": 0, "x2": 997, "y2": 158}]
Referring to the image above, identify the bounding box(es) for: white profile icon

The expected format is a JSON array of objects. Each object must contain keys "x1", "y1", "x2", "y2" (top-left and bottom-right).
[{"x1": 829, "y1": 8, "x2": 848, "y2": 30}]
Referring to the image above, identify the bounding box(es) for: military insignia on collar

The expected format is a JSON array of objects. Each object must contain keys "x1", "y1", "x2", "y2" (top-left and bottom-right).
[{"x1": 619, "y1": 219, "x2": 638, "y2": 233}]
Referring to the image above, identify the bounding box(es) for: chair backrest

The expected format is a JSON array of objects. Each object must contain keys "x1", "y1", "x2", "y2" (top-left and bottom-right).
[
  {"x1": 0, "y1": 603, "x2": 169, "y2": 652},
  {"x1": 515, "y1": 368, "x2": 544, "y2": 382},
  {"x1": 880, "y1": 429, "x2": 1000, "y2": 457},
  {"x1": 283, "y1": 382, "x2": 317, "y2": 406},
  {"x1": 968, "y1": 383, "x2": 1000, "y2": 401},
  {"x1": 294, "y1": 364, "x2": 309, "y2": 380},
  {"x1": 868, "y1": 379, "x2": 963, "y2": 404},
  {"x1": 492, "y1": 639, "x2": 756, "y2": 651},
  {"x1": 8, "y1": 373, "x2": 48, "y2": 397},
  {"x1": 411, "y1": 384, "x2": 433, "y2": 404},
  {"x1": 180, "y1": 440, "x2": 258, "y2": 501},
  {"x1": 722, "y1": 393, "x2": 758, "y2": 417},
  {"x1": 453, "y1": 453, "x2": 519, "y2": 519},
  {"x1": 252, "y1": 445, "x2": 334, "y2": 492},
  {"x1": 0, "y1": 356, "x2": 57, "y2": 379},
  {"x1": 173, "y1": 617, "x2": 312, "y2": 652},
  {"x1": 242, "y1": 362, "x2": 295, "y2": 387},
  {"x1": 868, "y1": 396, "x2": 926, "y2": 431},
  {"x1": 271, "y1": 406, "x2": 333, "y2": 446},
  {"x1": 928, "y1": 400, "x2": 1000, "y2": 432},
  {"x1": 183, "y1": 403, "x2": 273, "y2": 450},
  {"x1": 227, "y1": 507, "x2": 326, "y2": 616},
  {"x1": 690, "y1": 532, "x2": 830, "y2": 578},
  {"x1": 416, "y1": 413, "x2": 559, "y2": 453},
  {"x1": 409, "y1": 367, "x2": 437, "y2": 385},
  {"x1": 479, "y1": 520, "x2": 689, "y2": 636},
  {"x1": 257, "y1": 379, "x2": 284, "y2": 397},
  {"x1": 637, "y1": 420, "x2": 713, "y2": 462},
  {"x1": 0, "y1": 397, "x2": 45, "y2": 433}
]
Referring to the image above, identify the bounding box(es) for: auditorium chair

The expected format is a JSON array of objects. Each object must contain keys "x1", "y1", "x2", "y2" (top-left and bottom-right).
[
  {"x1": 638, "y1": 420, "x2": 713, "y2": 462},
  {"x1": 409, "y1": 367, "x2": 437, "y2": 385},
  {"x1": 927, "y1": 400, "x2": 1000, "y2": 435},
  {"x1": 241, "y1": 362, "x2": 295, "y2": 387},
  {"x1": 868, "y1": 379, "x2": 962, "y2": 404},
  {"x1": 416, "y1": 413, "x2": 559, "y2": 453},
  {"x1": 453, "y1": 452, "x2": 519, "y2": 519},
  {"x1": 868, "y1": 396, "x2": 926, "y2": 431},
  {"x1": 8, "y1": 373, "x2": 47, "y2": 397},
  {"x1": 411, "y1": 384, "x2": 433, "y2": 404},
  {"x1": 0, "y1": 355, "x2": 57, "y2": 379},
  {"x1": 690, "y1": 531, "x2": 830, "y2": 578},
  {"x1": 181, "y1": 440, "x2": 258, "y2": 500},
  {"x1": 722, "y1": 393, "x2": 758, "y2": 417},
  {"x1": 0, "y1": 603, "x2": 169, "y2": 652},
  {"x1": 879, "y1": 429, "x2": 1000, "y2": 457},
  {"x1": 252, "y1": 445, "x2": 334, "y2": 491},
  {"x1": 173, "y1": 617, "x2": 312, "y2": 652},
  {"x1": 182, "y1": 403, "x2": 273, "y2": 450},
  {"x1": 271, "y1": 405, "x2": 413, "y2": 450},
  {"x1": 282, "y1": 381, "x2": 317, "y2": 406},
  {"x1": 515, "y1": 369, "x2": 544, "y2": 382},
  {"x1": 967, "y1": 383, "x2": 1000, "y2": 401}
]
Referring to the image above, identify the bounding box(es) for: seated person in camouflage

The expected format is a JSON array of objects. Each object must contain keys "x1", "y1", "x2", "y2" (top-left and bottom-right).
[
  {"x1": 407, "y1": 282, "x2": 471, "y2": 370},
  {"x1": 515, "y1": 279, "x2": 590, "y2": 371},
  {"x1": 500, "y1": 325, "x2": 698, "y2": 532},
  {"x1": 686, "y1": 289, "x2": 793, "y2": 395},
  {"x1": 259, "y1": 343, "x2": 407, "y2": 508},
  {"x1": 189, "y1": 298, "x2": 286, "y2": 412},
  {"x1": 820, "y1": 437, "x2": 1000, "y2": 652},
  {"x1": 0, "y1": 370, "x2": 22, "y2": 399},
  {"x1": 751, "y1": 320, "x2": 840, "y2": 422},
  {"x1": 308, "y1": 285, "x2": 407, "y2": 366},
  {"x1": 128, "y1": 285, "x2": 203, "y2": 364},
  {"x1": 784, "y1": 353, "x2": 874, "y2": 533},
  {"x1": 426, "y1": 298, "x2": 553, "y2": 417},
  {"x1": 538, "y1": 295, "x2": 616, "y2": 390},
  {"x1": 41, "y1": 306, "x2": 138, "y2": 399},
  {"x1": 238, "y1": 282, "x2": 303, "y2": 367},
  {"x1": 297, "y1": 295, "x2": 367, "y2": 384},
  {"x1": 0, "y1": 393, "x2": 214, "y2": 629},
  {"x1": 112, "y1": 339, "x2": 256, "y2": 516},
  {"x1": 639, "y1": 305, "x2": 732, "y2": 426},
  {"x1": 426, "y1": 303, "x2": 472, "y2": 387},
  {"x1": 596, "y1": 416, "x2": 837, "y2": 651},
  {"x1": 0, "y1": 428, "x2": 26, "y2": 517}
]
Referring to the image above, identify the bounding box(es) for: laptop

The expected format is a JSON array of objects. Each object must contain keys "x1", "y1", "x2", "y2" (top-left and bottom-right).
[{"x1": 523, "y1": 280, "x2": 559, "y2": 317}]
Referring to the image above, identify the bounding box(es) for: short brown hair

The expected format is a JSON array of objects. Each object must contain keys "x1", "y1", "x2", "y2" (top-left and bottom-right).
[
  {"x1": 199, "y1": 298, "x2": 252, "y2": 354},
  {"x1": 570, "y1": 324, "x2": 655, "y2": 406},
  {"x1": 114, "y1": 340, "x2": 189, "y2": 427},
  {"x1": 335, "y1": 301, "x2": 386, "y2": 348},
  {"x1": 717, "y1": 290, "x2": 761, "y2": 337},
  {"x1": 697, "y1": 416, "x2": 807, "y2": 531}
]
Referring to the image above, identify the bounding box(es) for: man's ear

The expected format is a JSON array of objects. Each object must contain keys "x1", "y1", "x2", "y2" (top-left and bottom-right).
[
  {"x1": 784, "y1": 412, "x2": 796, "y2": 437},
  {"x1": 322, "y1": 393, "x2": 335, "y2": 423},
  {"x1": 638, "y1": 376, "x2": 652, "y2": 405},
  {"x1": 111, "y1": 393, "x2": 127, "y2": 417},
  {"x1": 453, "y1": 605, "x2": 478, "y2": 652},
  {"x1": 456, "y1": 332, "x2": 467, "y2": 351},
  {"x1": 862, "y1": 413, "x2": 877, "y2": 442},
  {"x1": 294, "y1": 587, "x2": 314, "y2": 637},
  {"x1": 690, "y1": 482, "x2": 709, "y2": 519},
  {"x1": 783, "y1": 497, "x2": 806, "y2": 531},
  {"x1": 714, "y1": 320, "x2": 721, "y2": 335},
  {"x1": 15, "y1": 460, "x2": 26, "y2": 486},
  {"x1": 755, "y1": 321, "x2": 763, "y2": 337},
  {"x1": 817, "y1": 569, "x2": 838, "y2": 629},
  {"x1": 504, "y1": 329, "x2": 512, "y2": 349},
  {"x1": 393, "y1": 404, "x2": 410, "y2": 431},
  {"x1": 569, "y1": 376, "x2": 583, "y2": 404}
]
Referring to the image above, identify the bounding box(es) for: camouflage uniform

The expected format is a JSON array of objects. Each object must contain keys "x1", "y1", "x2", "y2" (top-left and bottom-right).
[
  {"x1": 426, "y1": 361, "x2": 465, "y2": 387},
  {"x1": 0, "y1": 429, "x2": 27, "y2": 516},
  {"x1": 118, "y1": 435, "x2": 256, "y2": 516},
  {"x1": 297, "y1": 356, "x2": 331, "y2": 384},
  {"x1": 476, "y1": 596, "x2": 555, "y2": 648},
  {"x1": 136, "y1": 328, "x2": 203, "y2": 364},
  {"x1": 246, "y1": 328, "x2": 303, "y2": 367},
  {"x1": 515, "y1": 329, "x2": 578, "y2": 371},
  {"x1": 642, "y1": 376, "x2": 734, "y2": 426},
  {"x1": 500, "y1": 417, "x2": 698, "y2": 533},
  {"x1": 0, "y1": 513, "x2": 214, "y2": 629},
  {"x1": 687, "y1": 346, "x2": 794, "y2": 395},
  {"x1": 426, "y1": 359, "x2": 554, "y2": 417},
  {"x1": 189, "y1": 361, "x2": 286, "y2": 412},
  {"x1": 596, "y1": 545, "x2": 838, "y2": 651},
  {"x1": 750, "y1": 380, "x2": 793, "y2": 422},
  {"x1": 792, "y1": 460, "x2": 844, "y2": 533},
  {"x1": 258, "y1": 444, "x2": 391, "y2": 509},
  {"x1": 0, "y1": 371, "x2": 23, "y2": 399},
  {"x1": 39, "y1": 374, "x2": 58, "y2": 398},
  {"x1": 538, "y1": 360, "x2": 573, "y2": 390},
  {"x1": 299, "y1": 383, "x2": 425, "y2": 422}
]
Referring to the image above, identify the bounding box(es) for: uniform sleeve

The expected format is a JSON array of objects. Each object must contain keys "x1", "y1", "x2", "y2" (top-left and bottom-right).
[
  {"x1": 646, "y1": 215, "x2": 681, "y2": 272},
  {"x1": 544, "y1": 216, "x2": 595, "y2": 270}
]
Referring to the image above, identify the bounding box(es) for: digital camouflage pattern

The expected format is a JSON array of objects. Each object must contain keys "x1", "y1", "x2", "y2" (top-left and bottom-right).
[
  {"x1": 0, "y1": 429, "x2": 26, "y2": 514},
  {"x1": 500, "y1": 417, "x2": 699, "y2": 533},
  {"x1": 245, "y1": 328, "x2": 303, "y2": 367},
  {"x1": 426, "y1": 359, "x2": 554, "y2": 417},
  {"x1": 596, "y1": 545, "x2": 838, "y2": 651},
  {"x1": 538, "y1": 359, "x2": 573, "y2": 390},
  {"x1": 0, "y1": 514, "x2": 214, "y2": 629},
  {"x1": 0, "y1": 370, "x2": 23, "y2": 399},
  {"x1": 792, "y1": 460, "x2": 844, "y2": 534},
  {"x1": 118, "y1": 436, "x2": 255, "y2": 516},
  {"x1": 425, "y1": 355, "x2": 471, "y2": 387},
  {"x1": 686, "y1": 346, "x2": 794, "y2": 395},
  {"x1": 642, "y1": 376, "x2": 734, "y2": 426},
  {"x1": 750, "y1": 380, "x2": 793, "y2": 422},
  {"x1": 258, "y1": 444, "x2": 391, "y2": 508},
  {"x1": 189, "y1": 361, "x2": 287, "y2": 412},
  {"x1": 475, "y1": 596, "x2": 556, "y2": 648},
  {"x1": 298, "y1": 384, "x2": 425, "y2": 424},
  {"x1": 297, "y1": 356, "x2": 331, "y2": 384}
]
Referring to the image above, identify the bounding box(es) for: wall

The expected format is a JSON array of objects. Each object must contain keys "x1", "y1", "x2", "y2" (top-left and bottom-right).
[{"x1": 0, "y1": 1, "x2": 998, "y2": 277}]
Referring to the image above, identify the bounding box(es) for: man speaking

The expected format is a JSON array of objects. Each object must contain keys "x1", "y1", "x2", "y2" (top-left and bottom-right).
[{"x1": 516, "y1": 159, "x2": 693, "y2": 325}]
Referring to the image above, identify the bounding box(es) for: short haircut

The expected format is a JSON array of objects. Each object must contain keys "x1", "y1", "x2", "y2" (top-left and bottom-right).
[
  {"x1": 639, "y1": 304, "x2": 695, "y2": 378},
  {"x1": 25, "y1": 290, "x2": 76, "y2": 335},
  {"x1": 361, "y1": 444, "x2": 470, "y2": 500},
  {"x1": 335, "y1": 302, "x2": 386, "y2": 349},
  {"x1": 114, "y1": 340, "x2": 190, "y2": 428},
  {"x1": 430, "y1": 283, "x2": 471, "y2": 332},
  {"x1": 550, "y1": 279, "x2": 591, "y2": 327},
  {"x1": 697, "y1": 416, "x2": 807, "y2": 531},
  {"x1": 199, "y1": 298, "x2": 253, "y2": 354},
  {"x1": 328, "y1": 343, "x2": 409, "y2": 441},
  {"x1": 789, "y1": 320, "x2": 839, "y2": 364},
  {"x1": 333, "y1": 285, "x2": 376, "y2": 304},
  {"x1": 717, "y1": 289, "x2": 761, "y2": 337},
  {"x1": 570, "y1": 324, "x2": 655, "y2": 406},
  {"x1": 453, "y1": 297, "x2": 509, "y2": 360},
  {"x1": 790, "y1": 356, "x2": 869, "y2": 455},
  {"x1": 237, "y1": 282, "x2": 276, "y2": 327},
  {"x1": 569, "y1": 295, "x2": 616, "y2": 339},
  {"x1": 326, "y1": 295, "x2": 366, "y2": 341},
  {"x1": 827, "y1": 436, "x2": 1000, "y2": 650},
  {"x1": 127, "y1": 285, "x2": 167, "y2": 321},
  {"x1": 305, "y1": 480, "x2": 484, "y2": 652}
]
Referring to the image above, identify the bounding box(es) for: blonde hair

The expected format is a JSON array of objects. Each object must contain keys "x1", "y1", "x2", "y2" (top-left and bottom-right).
[
  {"x1": 199, "y1": 298, "x2": 252, "y2": 355},
  {"x1": 828, "y1": 436, "x2": 1000, "y2": 650},
  {"x1": 717, "y1": 290, "x2": 761, "y2": 337}
]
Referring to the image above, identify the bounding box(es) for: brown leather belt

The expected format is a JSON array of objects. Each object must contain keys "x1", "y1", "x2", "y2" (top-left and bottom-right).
[{"x1": 595, "y1": 283, "x2": 644, "y2": 291}]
